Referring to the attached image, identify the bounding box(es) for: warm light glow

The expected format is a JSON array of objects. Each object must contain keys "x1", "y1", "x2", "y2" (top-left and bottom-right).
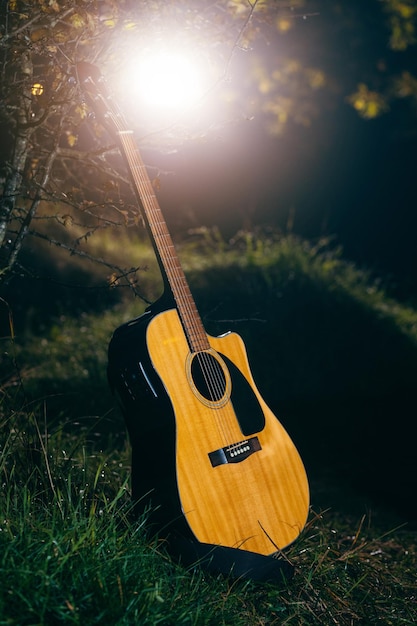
[{"x1": 127, "y1": 49, "x2": 205, "y2": 113}]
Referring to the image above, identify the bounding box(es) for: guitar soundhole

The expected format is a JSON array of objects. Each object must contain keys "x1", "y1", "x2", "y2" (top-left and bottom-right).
[{"x1": 190, "y1": 352, "x2": 227, "y2": 402}]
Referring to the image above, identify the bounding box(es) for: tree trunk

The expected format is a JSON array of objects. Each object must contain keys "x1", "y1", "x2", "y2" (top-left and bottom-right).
[{"x1": 0, "y1": 48, "x2": 34, "y2": 277}]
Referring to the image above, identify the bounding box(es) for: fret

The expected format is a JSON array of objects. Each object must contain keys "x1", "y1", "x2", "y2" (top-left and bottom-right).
[
  {"x1": 124, "y1": 145, "x2": 209, "y2": 349},
  {"x1": 85, "y1": 74, "x2": 210, "y2": 351},
  {"x1": 79, "y1": 64, "x2": 210, "y2": 351}
]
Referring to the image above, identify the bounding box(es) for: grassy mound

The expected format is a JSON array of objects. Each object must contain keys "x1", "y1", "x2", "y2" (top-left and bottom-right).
[{"x1": 1, "y1": 231, "x2": 416, "y2": 624}]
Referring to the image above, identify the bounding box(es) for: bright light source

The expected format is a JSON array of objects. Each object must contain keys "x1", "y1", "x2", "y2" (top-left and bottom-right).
[
  {"x1": 125, "y1": 48, "x2": 206, "y2": 115},
  {"x1": 140, "y1": 51, "x2": 202, "y2": 110}
]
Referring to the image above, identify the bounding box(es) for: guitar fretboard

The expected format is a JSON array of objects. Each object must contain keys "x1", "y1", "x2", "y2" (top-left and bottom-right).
[{"x1": 117, "y1": 130, "x2": 210, "y2": 353}]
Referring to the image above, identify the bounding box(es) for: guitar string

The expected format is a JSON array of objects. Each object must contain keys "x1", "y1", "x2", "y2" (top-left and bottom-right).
[
  {"x1": 113, "y1": 114, "x2": 238, "y2": 446},
  {"x1": 130, "y1": 145, "x2": 237, "y2": 441},
  {"x1": 116, "y1": 130, "x2": 209, "y2": 353},
  {"x1": 133, "y1": 153, "x2": 237, "y2": 442},
  {"x1": 120, "y1": 134, "x2": 206, "y2": 350},
  {"x1": 132, "y1": 154, "x2": 231, "y2": 412},
  {"x1": 90, "y1": 86, "x2": 234, "y2": 443}
]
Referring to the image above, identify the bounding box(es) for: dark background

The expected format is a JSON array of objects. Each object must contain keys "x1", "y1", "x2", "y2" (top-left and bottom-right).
[
  {"x1": 135, "y1": 1, "x2": 417, "y2": 304},
  {"x1": 2, "y1": 1, "x2": 416, "y2": 300}
]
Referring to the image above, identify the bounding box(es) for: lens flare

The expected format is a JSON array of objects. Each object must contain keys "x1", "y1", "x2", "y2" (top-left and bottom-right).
[{"x1": 130, "y1": 49, "x2": 204, "y2": 112}]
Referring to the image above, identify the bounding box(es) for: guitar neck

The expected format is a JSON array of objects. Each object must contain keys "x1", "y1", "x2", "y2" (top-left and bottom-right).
[{"x1": 117, "y1": 130, "x2": 209, "y2": 353}]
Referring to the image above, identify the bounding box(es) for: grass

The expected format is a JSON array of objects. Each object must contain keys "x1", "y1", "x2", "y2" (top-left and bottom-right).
[
  {"x1": 1, "y1": 230, "x2": 417, "y2": 624},
  {"x1": 1, "y1": 415, "x2": 415, "y2": 625},
  {"x1": 1, "y1": 407, "x2": 416, "y2": 625}
]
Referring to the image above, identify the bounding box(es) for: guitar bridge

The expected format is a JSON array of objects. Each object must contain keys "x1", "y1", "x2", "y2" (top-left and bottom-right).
[{"x1": 208, "y1": 436, "x2": 261, "y2": 468}]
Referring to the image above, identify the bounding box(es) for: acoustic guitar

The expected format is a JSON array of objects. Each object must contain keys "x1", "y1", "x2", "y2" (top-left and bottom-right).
[{"x1": 79, "y1": 63, "x2": 309, "y2": 556}]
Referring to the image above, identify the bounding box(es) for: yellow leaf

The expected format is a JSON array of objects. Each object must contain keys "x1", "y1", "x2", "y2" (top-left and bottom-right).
[
  {"x1": 67, "y1": 133, "x2": 78, "y2": 147},
  {"x1": 353, "y1": 97, "x2": 366, "y2": 112},
  {"x1": 228, "y1": 0, "x2": 249, "y2": 16},
  {"x1": 108, "y1": 273, "x2": 119, "y2": 287},
  {"x1": 53, "y1": 28, "x2": 69, "y2": 43},
  {"x1": 70, "y1": 13, "x2": 85, "y2": 29},
  {"x1": 347, "y1": 83, "x2": 388, "y2": 119},
  {"x1": 306, "y1": 69, "x2": 326, "y2": 89},
  {"x1": 123, "y1": 20, "x2": 137, "y2": 30},
  {"x1": 276, "y1": 18, "x2": 293, "y2": 33},
  {"x1": 61, "y1": 214, "x2": 74, "y2": 228},
  {"x1": 397, "y1": 3, "x2": 415, "y2": 18},
  {"x1": 75, "y1": 103, "x2": 88, "y2": 120},
  {"x1": 48, "y1": 0, "x2": 60, "y2": 12},
  {"x1": 31, "y1": 28, "x2": 48, "y2": 42},
  {"x1": 365, "y1": 101, "x2": 379, "y2": 118},
  {"x1": 31, "y1": 83, "x2": 44, "y2": 96}
]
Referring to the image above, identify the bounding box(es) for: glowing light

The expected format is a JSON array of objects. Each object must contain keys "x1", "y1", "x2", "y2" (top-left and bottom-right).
[{"x1": 127, "y1": 49, "x2": 205, "y2": 113}]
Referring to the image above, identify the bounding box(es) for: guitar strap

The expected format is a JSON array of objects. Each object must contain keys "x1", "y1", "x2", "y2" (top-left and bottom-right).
[{"x1": 167, "y1": 535, "x2": 294, "y2": 584}]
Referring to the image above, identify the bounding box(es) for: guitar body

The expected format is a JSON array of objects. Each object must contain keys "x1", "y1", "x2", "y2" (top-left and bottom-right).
[{"x1": 109, "y1": 303, "x2": 309, "y2": 554}]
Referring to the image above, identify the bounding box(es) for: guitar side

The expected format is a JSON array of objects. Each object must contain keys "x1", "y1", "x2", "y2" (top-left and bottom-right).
[{"x1": 146, "y1": 308, "x2": 309, "y2": 554}]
